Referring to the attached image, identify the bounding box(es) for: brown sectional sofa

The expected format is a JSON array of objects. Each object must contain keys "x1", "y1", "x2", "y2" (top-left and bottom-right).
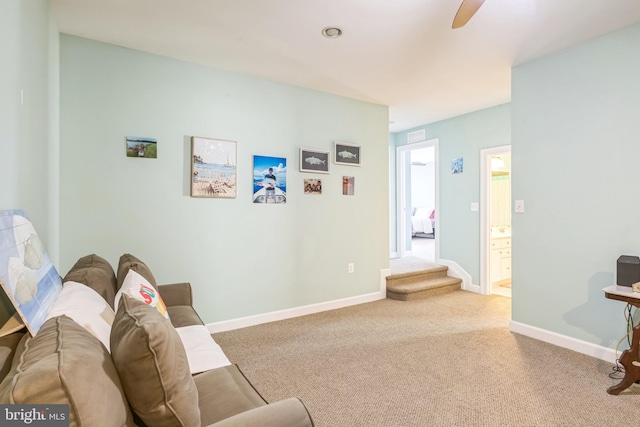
[{"x1": 0, "y1": 254, "x2": 314, "y2": 427}]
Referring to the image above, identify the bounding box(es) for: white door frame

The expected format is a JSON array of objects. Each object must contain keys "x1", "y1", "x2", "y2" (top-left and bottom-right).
[
  {"x1": 480, "y1": 145, "x2": 511, "y2": 295},
  {"x1": 396, "y1": 138, "x2": 439, "y2": 260}
]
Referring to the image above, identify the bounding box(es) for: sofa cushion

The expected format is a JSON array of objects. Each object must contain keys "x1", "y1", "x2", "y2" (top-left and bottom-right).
[
  {"x1": 115, "y1": 269, "x2": 169, "y2": 320},
  {"x1": 45, "y1": 281, "x2": 115, "y2": 351},
  {"x1": 0, "y1": 332, "x2": 26, "y2": 383},
  {"x1": 167, "y1": 305, "x2": 204, "y2": 328},
  {"x1": 116, "y1": 253, "x2": 157, "y2": 291},
  {"x1": 194, "y1": 365, "x2": 267, "y2": 425},
  {"x1": 63, "y1": 254, "x2": 117, "y2": 308},
  {"x1": 0, "y1": 316, "x2": 133, "y2": 426},
  {"x1": 110, "y1": 294, "x2": 200, "y2": 427}
]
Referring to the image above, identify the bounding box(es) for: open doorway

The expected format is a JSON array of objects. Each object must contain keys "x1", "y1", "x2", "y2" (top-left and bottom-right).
[
  {"x1": 396, "y1": 139, "x2": 439, "y2": 263},
  {"x1": 480, "y1": 146, "x2": 511, "y2": 297}
]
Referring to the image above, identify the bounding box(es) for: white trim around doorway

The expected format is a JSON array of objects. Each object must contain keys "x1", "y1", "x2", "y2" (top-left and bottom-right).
[
  {"x1": 396, "y1": 138, "x2": 439, "y2": 262},
  {"x1": 480, "y1": 145, "x2": 511, "y2": 295}
]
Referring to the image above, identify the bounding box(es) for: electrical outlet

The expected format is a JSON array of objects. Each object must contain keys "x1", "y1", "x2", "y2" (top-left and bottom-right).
[{"x1": 348, "y1": 263, "x2": 354, "y2": 273}]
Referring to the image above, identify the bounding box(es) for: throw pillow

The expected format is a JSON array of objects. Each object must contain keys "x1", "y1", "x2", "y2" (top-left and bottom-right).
[
  {"x1": 110, "y1": 295, "x2": 200, "y2": 427},
  {"x1": 0, "y1": 316, "x2": 133, "y2": 426},
  {"x1": 115, "y1": 269, "x2": 169, "y2": 320},
  {"x1": 63, "y1": 254, "x2": 118, "y2": 308},
  {"x1": 45, "y1": 281, "x2": 115, "y2": 352},
  {"x1": 116, "y1": 253, "x2": 157, "y2": 291}
]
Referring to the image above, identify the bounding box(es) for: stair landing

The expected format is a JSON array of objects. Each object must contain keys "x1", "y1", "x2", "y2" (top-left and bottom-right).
[{"x1": 387, "y1": 258, "x2": 462, "y2": 301}]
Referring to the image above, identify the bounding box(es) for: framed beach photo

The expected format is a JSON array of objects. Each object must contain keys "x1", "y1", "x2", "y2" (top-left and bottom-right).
[
  {"x1": 253, "y1": 155, "x2": 287, "y2": 204},
  {"x1": 335, "y1": 142, "x2": 361, "y2": 166},
  {"x1": 191, "y1": 136, "x2": 237, "y2": 198},
  {"x1": 300, "y1": 148, "x2": 330, "y2": 174}
]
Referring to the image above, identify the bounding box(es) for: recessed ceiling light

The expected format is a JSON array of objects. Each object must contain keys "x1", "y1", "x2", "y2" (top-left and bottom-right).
[{"x1": 322, "y1": 27, "x2": 342, "y2": 39}]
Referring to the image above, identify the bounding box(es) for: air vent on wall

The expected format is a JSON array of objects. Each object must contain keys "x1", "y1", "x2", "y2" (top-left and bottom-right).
[{"x1": 407, "y1": 129, "x2": 426, "y2": 144}]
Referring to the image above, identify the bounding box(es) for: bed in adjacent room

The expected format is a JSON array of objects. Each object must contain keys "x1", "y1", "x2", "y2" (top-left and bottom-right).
[{"x1": 411, "y1": 207, "x2": 435, "y2": 238}]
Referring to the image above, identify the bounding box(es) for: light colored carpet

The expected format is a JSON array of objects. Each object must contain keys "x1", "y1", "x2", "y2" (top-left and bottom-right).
[{"x1": 214, "y1": 291, "x2": 639, "y2": 426}]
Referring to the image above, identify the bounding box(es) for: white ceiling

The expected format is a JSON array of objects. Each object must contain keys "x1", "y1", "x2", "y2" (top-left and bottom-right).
[{"x1": 50, "y1": 0, "x2": 640, "y2": 132}]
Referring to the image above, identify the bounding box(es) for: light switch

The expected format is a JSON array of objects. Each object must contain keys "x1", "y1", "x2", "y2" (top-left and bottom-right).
[
  {"x1": 515, "y1": 200, "x2": 525, "y2": 213},
  {"x1": 470, "y1": 202, "x2": 479, "y2": 212}
]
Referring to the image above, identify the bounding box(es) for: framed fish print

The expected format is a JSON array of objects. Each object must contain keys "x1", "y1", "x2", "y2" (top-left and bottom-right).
[
  {"x1": 334, "y1": 142, "x2": 361, "y2": 166},
  {"x1": 299, "y1": 148, "x2": 330, "y2": 174}
]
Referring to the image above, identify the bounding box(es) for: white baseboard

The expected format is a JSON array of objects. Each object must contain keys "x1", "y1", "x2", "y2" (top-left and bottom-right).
[
  {"x1": 509, "y1": 321, "x2": 618, "y2": 363},
  {"x1": 207, "y1": 269, "x2": 389, "y2": 334},
  {"x1": 437, "y1": 258, "x2": 477, "y2": 292}
]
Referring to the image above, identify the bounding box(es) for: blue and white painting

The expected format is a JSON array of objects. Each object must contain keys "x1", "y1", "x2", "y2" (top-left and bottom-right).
[
  {"x1": 451, "y1": 157, "x2": 463, "y2": 174},
  {"x1": 191, "y1": 136, "x2": 237, "y2": 198},
  {"x1": 0, "y1": 210, "x2": 61, "y2": 335},
  {"x1": 253, "y1": 155, "x2": 287, "y2": 204}
]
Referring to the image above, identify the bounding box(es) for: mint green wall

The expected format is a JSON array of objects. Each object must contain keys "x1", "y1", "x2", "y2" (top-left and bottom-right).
[
  {"x1": 512, "y1": 23, "x2": 640, "y2": 347},
  {"x1": 0, "y1": 0, "x2": 59, "y2": 258},
  {"x1": 392, "y1": 104, "x2": 511, "y2": 282},
  {"x1": 0, "y1": 0, "x2": 59, "y2": 322},
  {"x1": 60, "y1": 35, "x2": 389, "y2": 323}
]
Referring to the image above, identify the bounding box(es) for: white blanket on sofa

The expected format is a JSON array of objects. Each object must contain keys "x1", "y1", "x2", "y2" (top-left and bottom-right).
[{"x1": 176, "y1": 325, "x2": 231, "y2": 374}]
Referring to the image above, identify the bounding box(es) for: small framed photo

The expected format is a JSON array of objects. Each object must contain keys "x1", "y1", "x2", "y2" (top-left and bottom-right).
[
  {"x1": 300, "y1": 148, "x2": 330, "y2": 174},
  {"x1": 304, "y1": 179, "x2": 322, "y2": 195},
  {"x1": 126, "y1": 136, "x2": 157, "y2": 159},
  {"x1": 343, "y1": 176, "x2": 355, "y2": 195},
  {"x1": 335, "y1": 142, "x2": 361, "y2": 166},
  {"x1": 191, "y1": 136, "x2": 237, "y2": 198}
]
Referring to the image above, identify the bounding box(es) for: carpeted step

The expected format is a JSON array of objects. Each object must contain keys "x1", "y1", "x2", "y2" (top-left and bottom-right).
[
  {"x1": 386, "y1": 265, "x2": 449, "y2": 287},
  {"x1": 387, "y1": 276, "x2": 462, "y2": 301}
]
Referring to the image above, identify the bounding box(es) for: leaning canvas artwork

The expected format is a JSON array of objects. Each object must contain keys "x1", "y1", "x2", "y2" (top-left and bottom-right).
[{"x1": 0, "y1": 210, "x2": 62, "y2": 336}]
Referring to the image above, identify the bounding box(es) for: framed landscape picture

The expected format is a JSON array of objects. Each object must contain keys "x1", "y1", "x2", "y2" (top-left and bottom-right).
[
  {"x1": 191, "y1": 136, "x2": 237, "y2": 198},
  {"x1": 335, "y1": 142, "x2": 361, "y2": 166},
  {"x1": 300, "y1": 148, "x2": 330, "y2": 174}
]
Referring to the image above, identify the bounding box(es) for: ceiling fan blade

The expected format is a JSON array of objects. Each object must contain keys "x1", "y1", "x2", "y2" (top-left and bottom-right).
[{"x1": 452, "y1": 0, "x2": 486, "y2": 29}]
